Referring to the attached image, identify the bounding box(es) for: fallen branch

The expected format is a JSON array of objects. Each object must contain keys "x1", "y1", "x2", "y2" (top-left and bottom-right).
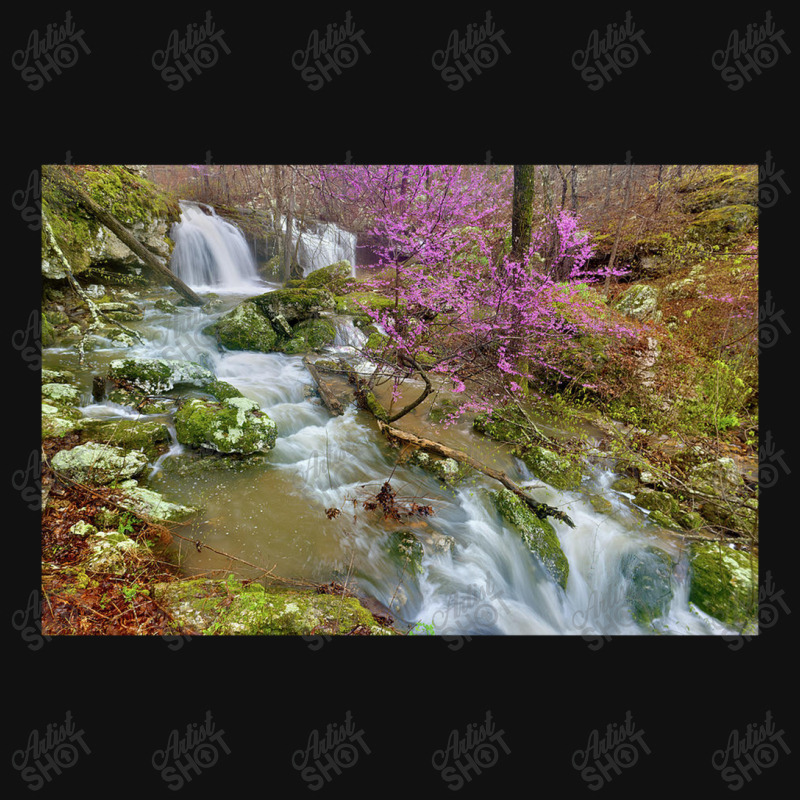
[
  {"x1": 302, "y1": 357, "x2": 343, "y2": 416},
  {"x1": 376, "y1": 420, "x2": 575, "y2": 527}
]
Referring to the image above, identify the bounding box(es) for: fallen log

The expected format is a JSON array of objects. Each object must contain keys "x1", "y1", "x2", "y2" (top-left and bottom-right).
[
  {"x1": 376, "y1": 420, "x2": 575, "y2": 528},
  {"x1": 302, "y1": 357, "x2": 343, "y2": 416},
  {"x1": 47, "y1": 167, "x2": 205, "y2": 306}
]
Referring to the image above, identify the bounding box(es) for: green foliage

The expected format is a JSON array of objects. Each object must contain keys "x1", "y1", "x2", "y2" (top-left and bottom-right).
[{"x1": 676, "y1": 359, "x2": 752, "y2": 434}]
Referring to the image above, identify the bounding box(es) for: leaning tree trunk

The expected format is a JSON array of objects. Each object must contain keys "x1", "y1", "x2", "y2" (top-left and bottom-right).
[{"x1": 49, "y1": 168, "x2": 204, "y2": 306}]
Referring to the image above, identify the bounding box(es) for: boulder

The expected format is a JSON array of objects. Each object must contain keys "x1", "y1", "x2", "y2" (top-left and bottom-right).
[
  {"x1": 688, "y1": 457, "x2": 742, "y2": 499},
  {"x1": 107, "y1": 358, "x2": 215, "y2": 394},
  {"x1": 409, "y1": 450, "x2": 472, "y2": 487},
  {"x1": 82, "y1": 530, "x2": 149, "y2": 575},
  {"x1": 688, "y1": 542, "x2": 758, "y2": 629},
  {"x1": 42, "y1": 382, "x2": 81, "y2": 406},
  {"x1": 490, "y1": 488, "x2": 569, "y2": 590},
  {"x1": 279, "y1": 318, "x2": 337, "y2": 354},
  {"x1": 613, "y1": 284, "x2": 660, "y2": 321},
  {"x1": 302, "y1": 260, "x2": 353, "y2": 293},
  {"x1": 251, "y1": 288, "x2": 334, "y2": 325},
  {"x1": 79, "y1": 419, "x2": 171, "y2": 460},
  {"x1": 203, "y1": 301, "x2": 278, "y2": 352},
  {"x1": 517, "y1": 446, "x2": 583, "y2": 491},
  {"x1": 113, "y1": 480, "x2": 197, "y2": 522},
  {"x1": 50, "y1": 442, "x2": 148, "y2": 485},
  {"x1": 620, "y1": 546, "x2": 676, "y2": 626},
  {"x1": 688, "y1": 204, "x2": 757, "y2": 245},
  {"x1": 153, "y1": 576, "x2": 395, "y2": 635},
  {"x1": 42, "y1": 402, "x2": 84, "y2": 438},
  {"x1": 174, "y1": 397, "x2": 277, "y2": 455}
]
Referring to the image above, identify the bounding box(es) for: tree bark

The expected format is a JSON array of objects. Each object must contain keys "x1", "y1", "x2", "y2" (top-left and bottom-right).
[
  {"x1": 376, "y1": 421, "x2": 575, "y2": 527},
  {"x1": 603, "y1": 161, "x2": 634, "y2": 298},
  {"x1": 511, "y1": 165, "x2": 536, "y2": 262},
  {"x1": 49, "y1": 168, "x2": 204, "y2": 306},
  {"x1": 302, "y1": 357, "x2": 343, "y2": 416}
]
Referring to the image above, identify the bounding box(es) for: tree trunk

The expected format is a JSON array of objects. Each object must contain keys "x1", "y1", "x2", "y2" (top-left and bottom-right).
[
  {"x1": 283, "y1": 168, "x2": 295, "y2": 282},
  {"x1": 511, "y1": 165, "x2": 536, "y2": 262},
  {"x1": 49, "y1": 168, "x2": 204, "y2": 306},
  {"x1": 569, "y1": 165, "x2": 578, "y2": 212},
  {"x1": 603, "y1": 161, "x2": 634, "y2": 298}
]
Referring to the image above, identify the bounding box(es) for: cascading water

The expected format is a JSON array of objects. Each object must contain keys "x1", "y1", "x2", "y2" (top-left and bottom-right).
[
  {"x1": 276, "y1": 216, "x2": 357, "y2": 276},
  {"x1": 170, "y1": 201, "x2": 262, "y2": 292},
  {"x1": 43, "y1": 277, "x2": 740, "y2": 636}
]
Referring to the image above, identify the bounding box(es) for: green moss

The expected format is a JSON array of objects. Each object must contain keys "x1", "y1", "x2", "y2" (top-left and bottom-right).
[
  {"x1": 363, "y1": 390, "x2": 388, "y2": 422},
  {"x1": 633, "y1": 488, "x2": 679, "y2": 516},
  {"x1": 204, "y1": 380, "x2": 245, "y2": 401},
  {"x1": 688, "y1": 542, "x2": 758, "y2": 628},
  {"x1": 79, "y1": 419, "x2": 171, "y2": 460},
  {"x1": 517, "y1": 446, "x2": 583, "y2": 491},
  {"x1": 303, "y1": 260, "x2": 352, "y2": 293},
  {"x1": 203, "y1": 301, "x2": 278, "y2": 352},
  {"x1": 251, "y1": 288, "x2": 335, "y2": 324},
  {"x1": 153, "y1": 577, "x2": 394, "y2": 635},
  {"x1": 611, "y1": 476, "x2": 639, "y2": 494},
  {"x1": 278, "y1": 318, "x2": 336, "y2": 354},
  {"x1": 334, "y1": 292, "x2": 401, "y2": 315},
  {"x1": 388, "y1": 531, "x2": 425, "y2": 574},
  {"x1": 174, "y1": 397, "x2": 277, "y2": 454},
  {"x1": 688, "y1": 204, "x2": 757, "y2": 245},
  {"x1": 365, "y1": 332, "x2": 389, "y2": 352},
  {"x1": 490, "y1": 488, "x2": 569, "y2": 590},
  {"x1": 473, "y1": 406, "x2": 531, "y2": 444},
  {"x1": 42, "y1": 313, "x2": 56, "y2": 347}
]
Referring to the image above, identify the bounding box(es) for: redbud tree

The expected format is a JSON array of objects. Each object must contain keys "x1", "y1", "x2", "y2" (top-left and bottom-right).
[{"x1": 315, "y1": 165, "x2": 633, "y2": 423}]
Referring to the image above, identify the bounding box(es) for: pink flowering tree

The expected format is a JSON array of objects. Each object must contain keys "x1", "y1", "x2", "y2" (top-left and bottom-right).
[{"x1": 315, "y1": 165, "x2": 633, "y2": 423}]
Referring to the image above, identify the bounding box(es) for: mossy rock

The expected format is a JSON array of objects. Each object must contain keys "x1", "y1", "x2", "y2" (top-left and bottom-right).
[
  {"x1": 409, "y1": 451, "x2": 472, "y2": 486},
  {"x1": 251, "y1": 288, "x2": 335, "y2": 325},
  {"x1": 203, "y1": 301, "x2": 278, "y2": 353},
  {"x1": 50, "y1": 442, "x2": 148, "y2": 485},
  {"x1": 154, "y1": 298, "x2": 179, "y2": 314},
  {"x1": 388, "y1": 531, "x2": 425, "y2": 575},
  {"x1": 41, "y1": 368, "x2": 76, "y2": 384},
  {"x1": 680, "y1": 173, "x2": 758, "y2": 213},
  {"x1": 611, "y1": 476, "x2": 639, "y2": 494},
  {"x1": 303, "y1": 260, "x2": 352, "y2": 293},
  {"x1": 620, "y1": 546, "x2": 676, "y2": 626},
  {"x1": 588, "y1": 495, "x2": 614, "y2": 514},
  {"x1": 42, "y1": 313, "x2": 57, "y2": 347},
  {"x1": 42, "y1": 402, "x2": 85, "y2": 438},
  {"x1": 153, "y1": 577, "x2": 395, "y2": 635},
  {"x1": 699, "y1": 500, "x2": 757, "y2": 537},
  {"x1": 203, "y1": 379, "x2": 245, "y2": 401},
  {"x1": 365, "y1": 332, "x2": 389, "y2": 352},
  {"x1": 673, "y1": 509, "x2": 705, "y2": 531},
  {"x1": 633, "y1": 488, "x2": 679, "y2": 516},
  {"x1": 174, "y1": 397, "x2": 277, "y2": 455},
  {"x1": 429, "y1": 397, "x2": 466, "y2": 424},
  {"x1": 283, "y1": 279, "x2": 306, "y2": 289},
  {"x1": 42, "y1": 382, "x2": 81, "y2": 407},
  {"x1": 688, "y1": 542, "x2": 758, "y2": 629},
  {"x1": 490, "y1": 488, "x2": 569, "y2": 590},
  {"x1": 517, "y1": 446, "x2": 583, "y2": 491},
  {"x1": 79, "y1": 419, "x2": 171, "y2": 460},
  {"x1": 108, "y1": 358, "x2": 215, "y2": 395},
  {"x1": 82, "y1": 529, "x2": 150, "y2": 576},
  {"x1": 278, "y1": 318, "x2": 336, "y2": 354},
  {"x1": 333, "y1": 292, "x2": 400, "y2": 315},
  {"x1": 105, "y1": 387, "x2": 173, "y2": 414},
  {"x1": 613, "y1": 284, "x2": 660, "y2": 321},
  {"x1": 112, "y1": 480, "x2": 197, "y2": 522},
  {"x1": 688, "y1": 204, "x2": 757, "y2": 245}
]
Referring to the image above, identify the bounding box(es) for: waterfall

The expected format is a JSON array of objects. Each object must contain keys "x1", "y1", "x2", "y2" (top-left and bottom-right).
[
  {"x1": 277, "y1": 217, "x2": 357, "y2": 277},
  {"x1": 170, "y1": 201, "x2": 262, "y2": 292}
]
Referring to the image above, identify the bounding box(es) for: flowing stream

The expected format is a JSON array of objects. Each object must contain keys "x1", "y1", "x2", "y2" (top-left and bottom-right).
[{"x1": 43, "y1": 207, "x2": 738, "y2": 635}]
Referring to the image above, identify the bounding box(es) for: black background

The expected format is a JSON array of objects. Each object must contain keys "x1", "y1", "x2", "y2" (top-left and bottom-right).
[{"x1": 7, "y1": 3, "x2": 795, "y2": 794}]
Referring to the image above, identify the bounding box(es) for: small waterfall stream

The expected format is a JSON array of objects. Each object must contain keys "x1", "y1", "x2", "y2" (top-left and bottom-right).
[{"x1": 42, "y1": 207, "x2": 740, "y2": 636}]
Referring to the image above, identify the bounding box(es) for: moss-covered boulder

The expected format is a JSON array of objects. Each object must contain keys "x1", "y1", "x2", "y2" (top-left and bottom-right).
[
  {"x1": 50, "y1": 442, "x2": 148, "y2": 485},
  {"x1": 303, "y1": 260, "x2": 352, "y2": 293},
  {"x1": 699, "y1": 499, "x2": 758, "y2": 537},
  {"x1": 42, "y1": 382, "x2": 81, "y2": 407},
  {"x1": 688, "y1": 204, "x2": 757, "y2": 245},
  {"x1": 673, "y1": 509, "x2": 705, "y2": 531},
  {"x1": 687, "y1": 458, "x2": 742, "y2": 499},
  {"x1": 517, "y1": 446, "x2": 583, "y2": 491},
  {"x1": 473, "y1": 406, "x2": 530, "y2": 443},
  {"x1": 175, "y1": 397, "x2": 277, "y2": 455},
  {"x1": 688, "y1": 542, "x2": 758, "y2": 629},
  {"x1": 153, "y1": 576, "x2": 395, "y2": 635},
  {"x1": 41, "y1": 368, "x2": 76, "y2": 384},
  {"x1": 251, "y1": 288, "x2": 334, "y2": 325},
  {"x1": 490, "y1": 488, "x2": 569, "y2": 590},
  {"x1": 154, "y1": 298, "x2": 179, "y2": 314},
  {"x1": 409, "y1": 451, "x2": 472, "y2": 487},
  {"x1": 334, "y1": 292, "x2": 399, "y2": 315},
  {"x1": 278, "y1": 318, "x2": 336, "y2": 354},
  {"x1": 108, "y1": 358, "x2": 215, "y2": 395},
  {"x1": 42, "y1": 402, "x2": 84, "y2": 438},
  {"x1": 388, "y1": 531, "x2": 425, "y2": 575},
  {"x1": 679, "y1": 173, "x2": 758, "y2": 213},
  {"x1": 620, "y1": 546, "x2": 676, "y2": 626},
  {"x1": 96, "y1": 301, "x2": 144, "y2": 322},
  {"x1": 611, "y1": 476, "x2": 639, "y2": 494},
  {"x1": 203, "y1": 380, "x2": 244, "y2": 401},
  {"x1": 42, "y1": 313, "x2": 57, "y2": 347},
  {"x1": 633, "y1": 488, "x2": 679, "y2": 516},
  {"x1": 79, "y1": 419, "x2": 171, "y2": 460},
  {"x1": 112, "y1": 480, "x2": 197, "y2": 522},
  {"x1": 613, "y1": 284, "x2": 660, "y2": 321},
  {"x1": 203, "y1": 301, "x2": 278, "y2": 352}
]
